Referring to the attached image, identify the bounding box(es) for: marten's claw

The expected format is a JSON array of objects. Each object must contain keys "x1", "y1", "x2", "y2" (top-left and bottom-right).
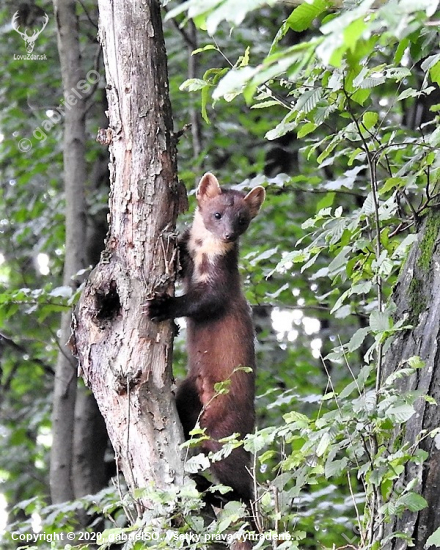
[{"x1": 144, "y1": 296, "x2": 171, "y2": 322}]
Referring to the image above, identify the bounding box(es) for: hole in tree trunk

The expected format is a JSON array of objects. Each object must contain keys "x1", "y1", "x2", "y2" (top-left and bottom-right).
[{"x1": 95, "y1": 280, "x2": 121, "y2": 320}]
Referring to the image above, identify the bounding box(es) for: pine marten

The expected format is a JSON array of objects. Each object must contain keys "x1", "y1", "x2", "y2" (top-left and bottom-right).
[{"x1": 146, "y1": 172, "x2": 265, "y2": 504}]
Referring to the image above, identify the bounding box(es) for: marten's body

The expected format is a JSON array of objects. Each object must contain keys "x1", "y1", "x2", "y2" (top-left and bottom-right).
[{"x1": 147, "y1": 173, "x2": 265, "y2": 503}]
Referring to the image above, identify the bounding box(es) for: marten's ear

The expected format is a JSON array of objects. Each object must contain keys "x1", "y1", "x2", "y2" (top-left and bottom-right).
[
  {"x1": 197, "y1": 172, "x2": 222, "y2": 202},
  {"x1": 244, "y1": 186, "x2": 265, "y2": 218}
]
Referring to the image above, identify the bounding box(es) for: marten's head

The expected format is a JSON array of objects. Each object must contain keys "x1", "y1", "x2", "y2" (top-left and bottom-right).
[{"x1": 196, "y1": 173, "x2": 265, "y2": 243}]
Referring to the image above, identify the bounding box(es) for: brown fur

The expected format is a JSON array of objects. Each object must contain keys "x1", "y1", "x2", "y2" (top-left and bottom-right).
[{"x1": 146, "y1": 172, "x2": 265, "y2": 503}]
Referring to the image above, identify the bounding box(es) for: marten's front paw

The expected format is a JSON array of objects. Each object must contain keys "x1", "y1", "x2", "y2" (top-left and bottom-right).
[{"x1": 144, "y1": 296, "x2": 172, "y2": 322}]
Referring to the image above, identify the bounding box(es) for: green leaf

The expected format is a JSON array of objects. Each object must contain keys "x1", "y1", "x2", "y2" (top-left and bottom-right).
[
  {"x1": 212, "y1": 67, "x2": 258, "y2": 101},
  {"x1": 406, "y1": 356, "x2": 425, "y2": 369},
  {"x1": 317, "y1": 0, "x2": 376, "y2": 65},
  {"x1": 429, "y1": 61, "x2": 440, "y2": 86},
  {"x1": 287, "y1": 0, "x2": 328, "y2": 32},
  {"x1": 214, "y1": 379, "x2": 231, "y2": 394},
  {"x1": 163, "y1": 0, "x2": 193, "y2": 21},
  {"x1": 351, "y1": 87, "x2": 371, "y2": 105},
  {"x1": 331, "y1": 288, "x2": 350, "y2": 314},
  {"x1": 360, "y1": 75, "x2": 386, "y2": 88},
  {"x1": 325, "y1": 457, "x2": 348, "y2": 478},
  {"x1": 362, "y1": 111, "x2": 378, "y2": 130},
  {"x1": 385, "y1": 67, "x2": 412, "y2": 81},
  {"x1": 251, "y1": 99, "x2": 282, "y2": 109},
  {"x1": 180, "y1": 78, "x2": 209, "y2": 92},
  {"x1": 296, "y1": 88, "x2": 322, "y2": 114},
  {"x1": 239, "y1": 46, "x2": 250, "y2": 68},
  {"x1": 217, "y1": 500, "x2": 246, "y2": 531},
  {"x1": 397, "y1": 88, "x2": 419, "y2": 100},
  {"x1": 301, "y1": 251, "x2": 321, "y2": 272},
  {"x1": 396, "y1": 492, "x2": 427, "y2": 513},
  {"x1": 283, "y1": 411, "x2": 310, "y2": 427},
  {"x1": 369, "y1": 310, "x2": 392, "y2": 333},
  {"x1": 429, "y1": 126, "x2": 440, "y2": 147},
  {"x1": 316, "y1": 192, "x2": 335, "y2": 211},
  {"x1": 386, "y1": 404, "x2": 416, "y2": 423},
  {"x1": 328, "y1": 246, "x2": 350, "y2": 274},
  {"x1": 204, "y1": 0, "x2": 279, "y2": 34},
  {"x1": 297, "y1": 121, "x2": 317, "y2": 138},
  {"x1": 351, "y1": 281, "x2": 372, "y2": 295},
  {"x1": 192, "y1": 44, "x2": 218, "y2": 55},
  {"x1": 394, "y1": 38, "x2": 409, "y2": 65},
  {"x1": 50, "y1": 286, "x2": 72, "y2": 298},
  {"x1": 316, "y1": 431, "x2": 332, "y2": 457},
  {"x1": 317, "y1": 135, "x2": 340, "y2": 163},
  {"x1": 380, "y1": 177, "x2": 405, "y2": 195},
  {"x1": 384, "y1": 368, "x2": 417, "y2": 386},
  {"x1": 347, "y1": 327, "x2": 370, "y2": 353},
  {"x1": 344, "y1": 17, "x2": 367, "y2": 52},
  {"x1": 425, "y1": 527, "x2": 440, "y2": 548},
  {"x1": 348, "y1": 147, "x2": 364, "y2": 165},
  {"x1": 421, "y1": 54, "x2": 440, "y2": 85},
  {"x1": 185, "y1": 453, "x2": 210, "y2": 474},
  {"x1": 266, "y1": 112, "x2": 298, "y2": 140},
  {"x1": 392, "y1": 234, "x2": 418, "y2": 259}
]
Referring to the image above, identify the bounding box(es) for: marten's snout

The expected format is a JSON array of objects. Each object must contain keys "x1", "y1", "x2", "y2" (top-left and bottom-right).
[{"x1": 223, "y1": 232, "x2": 237, "y2": 242}]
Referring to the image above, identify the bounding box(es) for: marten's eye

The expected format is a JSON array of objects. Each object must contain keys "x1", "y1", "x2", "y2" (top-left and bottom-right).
[
  {"x1": 238, "y1": 216, "x2": 247, "y2": 226},
  {"x1": 214, "y1": 212, "x2": 222, "y2": 220}
]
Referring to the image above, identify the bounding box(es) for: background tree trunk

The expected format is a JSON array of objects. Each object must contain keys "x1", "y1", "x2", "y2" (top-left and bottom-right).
[
  {"x1": 381, "y1": 209, "x2": 440, "y2": 549},
  {"x1": 50, "y1": 0, "x2": 111, "y2": 511},
  {"x1": 50, "y1": 0, "x2": 87, "y2": 504},
  {"x1": 73, "y1": 103, "x2": 112, "y2": 506},
  {"x1": 72, "y1": 0, "x2": 185, "y2": 501},
  {"x1": 72, "y1": 390, "x2": 109, "y2": 498}
]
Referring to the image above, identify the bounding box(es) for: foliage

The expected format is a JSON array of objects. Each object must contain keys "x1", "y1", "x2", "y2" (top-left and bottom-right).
[
  {"x1": 1, "y1": 0, "x2": 440, "y2": 548},
  {"x1": 165, "y1": 0, "x2": 440, "y2": 547},
  {"x1": 0, "y1": 0, "x2": 64, "y2": 527}
]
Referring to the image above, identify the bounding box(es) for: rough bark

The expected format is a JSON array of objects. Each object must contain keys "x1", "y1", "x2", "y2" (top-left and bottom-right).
[
  {"x1": 50, "y1": 0, "x2": 87, "y2": 504},
  {"x1": 72, "y1": 0, "x2": 185, "y2": 500},
  {"x1": 381, "y1": 209, "x2": 440, "y2": 549}
]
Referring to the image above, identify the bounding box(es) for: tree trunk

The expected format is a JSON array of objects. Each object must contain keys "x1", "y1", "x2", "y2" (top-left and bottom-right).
[
  {"x1": 50, "y1": 0, "x2": 87, "y2": 504},
  {"x1": 72, "y1": 0, "x2": 185, "y2": 502},
  {"x1": 381, "y1": 209, "x2": 440, "y2": 549},
  {"x1": 72, "y1": 389, "x2": 109, "y2": 498}
]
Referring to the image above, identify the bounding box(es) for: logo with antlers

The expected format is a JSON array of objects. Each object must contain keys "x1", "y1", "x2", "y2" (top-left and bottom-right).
[{"x1": 12, "y1": 8, "x2": 49, "y2": 54}]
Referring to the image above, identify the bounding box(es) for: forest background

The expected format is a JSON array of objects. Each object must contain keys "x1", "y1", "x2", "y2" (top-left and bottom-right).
[{"x1": 1, "y1": 0, "x2": 440, "y2": 549}]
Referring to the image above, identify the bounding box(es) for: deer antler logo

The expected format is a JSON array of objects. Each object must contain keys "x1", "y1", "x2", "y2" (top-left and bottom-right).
[{"x1": 12, "y1": 10, "x2": 49, "y2": 54}]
